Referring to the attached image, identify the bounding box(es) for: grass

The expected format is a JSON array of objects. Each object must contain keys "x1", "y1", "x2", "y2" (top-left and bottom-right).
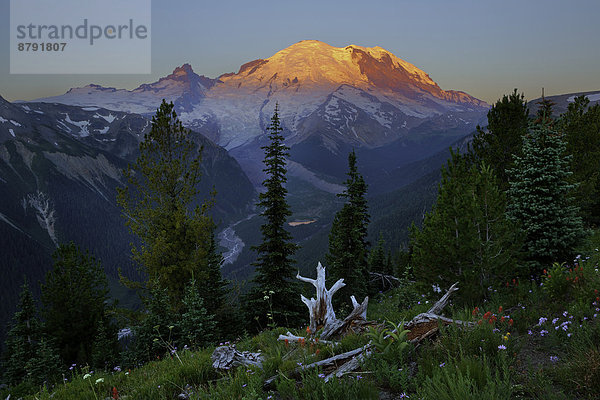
[{"x1": 3, "y1": 249, "x2": 600, "y2": 399}]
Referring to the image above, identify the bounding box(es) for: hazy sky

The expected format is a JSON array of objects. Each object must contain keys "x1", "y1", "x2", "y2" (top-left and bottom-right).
[{"x1": 1, "y1": 0, "x2": 599, "y2": 104}]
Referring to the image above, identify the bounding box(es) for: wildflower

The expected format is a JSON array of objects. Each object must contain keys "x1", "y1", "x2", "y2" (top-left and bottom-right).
[
  {"x1": 472, "y1": 307, "x2": 479, "y2": 316},
  {"x1": 483, "y1": 311, "x2": 492, "y2": 320},
  {"x1": 284, "y1": 339, "x2": 289, "y2": 347},
  {"x1": 318, "y1": 373, "x2": 326, "y2": 378},
  {"x1": 95, "y1": 378, "x2": 104, "y2": 384},
  {"x1": 567, "y1": 333, "x2": 572, "y2": 337},
  {"x1": 356, "y1": 375, "x2": 363, "y2": 380},
  {"x1": 540, "y1": 329, "x2": 548, "y2": 336},
  {"x1": 538, "y1": 317, "x2": 547, "y2": 325},
  {"x1": 508, "y1": 319, "x2": 514, "y2": 326},
  {"x1": 83, "y1": 373, "x2": 92, "y2": 380},
  {"x1": 399, "y1": 393, "x2": 410, "y2": 399},
  {"x1": 112, "y1": 387, "x2": 119, "y2": 400},
  {"x1": 550, "y1": 355, "x2": 559, "y2": 363},
  {"x1": 498, "y1": 306, "x2": 503, "y2": 313},
  {"x1": 306, "y1": 326, "x2": 311, "y2": 335},
  {"x1": 113, "y1": 366, "x2": 121, "y2": 372},
  {"x1": 498, "y1": 344, "x2": 506, "y2": 350},
  {"x1": 242, "y1": 384, "x2": 247, "y2": 388},
  {"x1": 503, "y1": 335, "x2": 509, "y2": 341},
  {"x1": 439, "y1": 362, "x2": 445, "y2": 367},
  {"x1": 552, "y1": 318, "x2": 559, "y2": 325},
  {"x1": 528, "y1": 330, "x2": 533, "y2": 335}
]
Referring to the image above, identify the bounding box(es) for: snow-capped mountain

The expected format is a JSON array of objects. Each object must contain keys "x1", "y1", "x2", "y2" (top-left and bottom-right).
[{"x1": 31, "y1": 40, "x2": 488, "y2": 151}]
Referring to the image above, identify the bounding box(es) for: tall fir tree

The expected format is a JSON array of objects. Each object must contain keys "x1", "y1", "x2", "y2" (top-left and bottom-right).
[
  {"x1": 2, "y1": 279, "x2": 43, "y2": 385},
  {"x1": 41, "y1": 242, "x2": 114, "y2": 366},
  {"x1": 411, "y1": 152, "x2": 522, "y2": 303},
  {"x1": 559, "y1": 95, "x2": 600, "y2": 226},
  {"x1": 117, "y1": 100, "x2": 216, "y2": 306},
  {"x1": 471, "y1": 89, "x2": 529, "y2": 190},
  {"x1": 326, "y1": 150, "x2": 370, "y2": 305},
  {"x1": 244, "y1": 104, "x2": 303, "y2": 329},
  {"x1": 507, "y1": 122, "x2": 584, "y2": 273}
]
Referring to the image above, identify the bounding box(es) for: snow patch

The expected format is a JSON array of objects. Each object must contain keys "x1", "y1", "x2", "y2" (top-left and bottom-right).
[
  {"x1": 10, "y1": 120, "x2": 22, "y2": 127},
  {"x1": 96, "y1": 126, "x2": 109, "y2": 134},
  {"x1": 567, "y1": 93, "x2": 600, "y2": 102},
  {"x1": 9, "y1": 129, "x2": 15, "y2": 137},
  {"x1": 82, "y1": 107, "x2": 100, "y2": 111},
  {"x1": 21, "y1": 105, "x2": 31, "y2": 111},
  {"x1": 63, "y1": 113, "x2": 90, "y2": 137},
  {"x1": 0, "y1": 117, "x2": 7, "y2": 123},
  {"x1": 100, "y1": 113, "x2": 117, "y2": 123}
]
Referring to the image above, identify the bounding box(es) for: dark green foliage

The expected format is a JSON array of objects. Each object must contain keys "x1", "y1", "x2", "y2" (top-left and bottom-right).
[
  {"x1": 117, "y1": 99, "x2": 215, "y2": 306},
  {"x1": 180, "y1": 278, "x2": 215, "y2": 348},
  {"x1": 411, "y1": 151, "x2": 522, "y2": 303},
  {"x1": 559, "y1": 95, "x2": 600, "y2": 226},
  {"x1": 507, "y1": 122, "x2": 584, "y2": 273},
  {"x1": 471, "y1": 89, "x2": 529, "y2": 190},
  {"x1": 326, "y1": 150, "x2": 370, "y2": 305},
  {"x1": 244, "y1": 105, "x2": 303, "y2": 329},
  {"x1": 23, "y1": 337, "x2": 61, "y2": 386},
  {"x1": 90, "y1": 317, "x2": 119, "y2": 370},
  {"x1": 2, "y1": 279, "x2": 42, "y2": 385},
  {"x1": 368, "y1": 234, "x2": 394, "y2": 294},
  {"x1": 41, "y1": 242, "x2": 114, "y2": 366},
  {"x1": 129, "y1": 285, "x2": 176, "y2": 364},
  {"x1": 201, "y1": 233, "x2": 239, "y2": 339}
]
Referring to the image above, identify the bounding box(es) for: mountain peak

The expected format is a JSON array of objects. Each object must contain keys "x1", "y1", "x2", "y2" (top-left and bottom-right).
[
  {"x1": 219, "y1": 40, "x2": 441, "y2": 95},
  {"x1": 170, "y1": 63, "x2": 195, "y2": 78}
]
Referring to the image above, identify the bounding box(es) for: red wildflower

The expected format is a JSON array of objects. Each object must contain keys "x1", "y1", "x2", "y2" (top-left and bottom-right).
[
  {"x1": 498, "y1": 306, "x2": 503, "y2": 313},
  {"x1": 500, "y1": 316, "x2": 505, "y2": 323},
  {"x1": 483, "y1": 311, "x2": 492, "y2": 320},
  {"x1": 112, "y1": 387, "x2": 119, "y2": 400},
  {"x1": 543, "y1": 269, "x2": 547, "y2": 274},
  {"x1": 478, "y1": 320, "x2": 483, "y2": 325},
  {"x1": 306, "y1": 326, "x2": 311, "y2": 335},
  {"x1": 284, "y1": 339, "x2": 289, "y2": 347},
  {"x1": 508, "y1": 319, "x2": 514, "y2": 326},
  {"x1": 472, "y1": 307, "x2": 479, "y2": 316}
]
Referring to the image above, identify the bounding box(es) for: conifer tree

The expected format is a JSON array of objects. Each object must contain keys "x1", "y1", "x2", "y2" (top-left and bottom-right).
[
  {"x1": 559, "y1": 95, "x2": 600, "y2": 225},
  {"x1": 2, "y1": 279, "x2": 42, "y2": 385},
  {"x1": 129, "y1": 284, "x2": 175, "y2": 363},
  {"x1": 411, "y1": 152, "x2": 522, "y2": 303},
  {"x1": 471, "y1": 89, "x2": 529, "y2": 190},
  {"x1": 244, "y1": 104, "x2": 303, "y2": 329},
  {"x1": 326, "y1": 150, "x2": 370, "y2": 304},
  {"x1": 368, "y1": 234, "x2": 392, "y2": 293},
  {"x1": 41, "y1": 243, "x2": 114, "y2": 366},
  {"x1": 117, "y1": 100, "x2": 215, "y2": 306},
  {"x1": 202, "y1": 233, "x2": 241, "y2": 339},
  {"x1": 507, "y1": 122, "x2": 584, "y2": 273},
  {"x1": 180, "y1": 278, "x2": 215, "y2": 348}
]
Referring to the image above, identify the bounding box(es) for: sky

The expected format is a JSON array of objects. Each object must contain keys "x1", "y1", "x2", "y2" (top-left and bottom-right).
[{"x1": 1, "y1": 0, "x2": 599, "y2": 104}]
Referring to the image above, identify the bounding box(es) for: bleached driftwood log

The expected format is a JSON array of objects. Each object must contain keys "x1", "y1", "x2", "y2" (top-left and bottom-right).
[
  {"x1": 277, "y1": 331, "x2": 338, "y2": 345},
  {"x1": 264, "y1": 344, "x2": 372, "y2": 387},
  {"x1": 405, "y1": 282, "x2": 475, "y2": 330},
  {"x1": 296, "y1": 262, "x2": 371, "y2": 340},
  {"x1": 267, "y1": 281, "x2": 472, "y2": 386},
  {"x1": 211, "y1": 345, "x2": 264, "y2": 370}
]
